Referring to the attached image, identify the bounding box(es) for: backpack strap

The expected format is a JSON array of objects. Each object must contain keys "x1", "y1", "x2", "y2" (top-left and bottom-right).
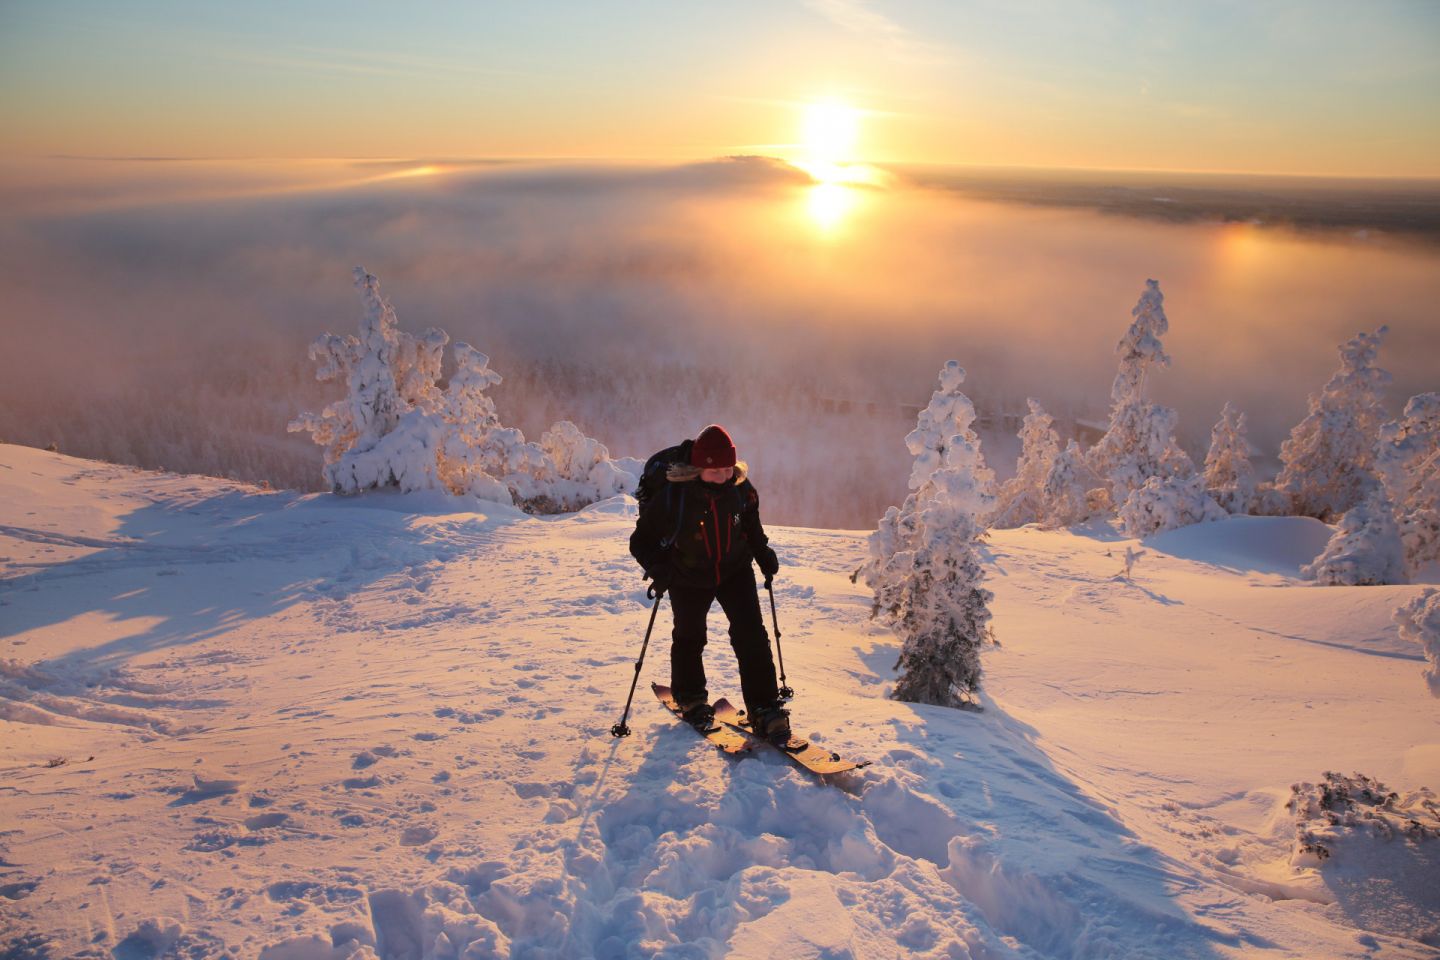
[{"x1": 660, "y1": 485, "x2": 686, "y2": 548}]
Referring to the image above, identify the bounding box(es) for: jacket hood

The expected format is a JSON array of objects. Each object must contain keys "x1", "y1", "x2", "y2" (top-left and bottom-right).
[{"x1": 666, "y1": 461, "x2": 749, "y2": 485}]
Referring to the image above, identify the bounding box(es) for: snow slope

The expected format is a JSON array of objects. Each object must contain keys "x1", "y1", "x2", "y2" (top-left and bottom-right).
[{"x1": 1, "y1": 445, "x2": 1437, "y2": 959}]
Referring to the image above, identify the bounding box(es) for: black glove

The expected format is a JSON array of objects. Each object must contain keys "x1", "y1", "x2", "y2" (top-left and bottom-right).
[
  {"x1": 755, "y1": 545, "x2": 779, "y2": 587},
  {"x1": 645, "y1": 564, "x2": 673, "y2": 599}
]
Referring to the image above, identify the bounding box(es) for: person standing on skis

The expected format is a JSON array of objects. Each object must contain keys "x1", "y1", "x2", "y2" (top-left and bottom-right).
[{"x1": 629, "y1": 424, "x2": 791, "y2": 742}]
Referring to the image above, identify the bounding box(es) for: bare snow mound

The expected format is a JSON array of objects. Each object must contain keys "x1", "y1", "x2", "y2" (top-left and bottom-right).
[{"x1": 1145, "y1": 515, "x2": 1335, "y2": 576}]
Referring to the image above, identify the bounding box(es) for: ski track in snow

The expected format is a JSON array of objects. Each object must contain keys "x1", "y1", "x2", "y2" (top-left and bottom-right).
[{"x1": 1, "y1": 448, "x2": 1438, "y2": 959}]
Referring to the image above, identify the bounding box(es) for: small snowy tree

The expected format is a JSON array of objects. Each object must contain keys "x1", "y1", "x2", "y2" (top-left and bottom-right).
[
  {"x1": 860, "y1": 361, "x2": 995, "y2": 706},
  {"x1": 1087, "y1": 280, "x2": 1195, "y2": 511},
  {"x1": 1119, "y1": 474, "x2": 1227, "y2": 538},
  {"x1": 891, "y1": 461, "x2": 994, "y2": 706},
  {"x1": 1377, "y1": 393, "x2": 1440, "y2": 575},
  {"x1": 1040, "y1": 439, "x2": 1093, "y2": 528},
  {"x1": 1302, "y1": 487, "x2": 1407, "y2": 586},
  {"x1": 1394, "y1": 589, "x2": 1440, "y2": 698},
  {"x1": 1204, "y1": 402, "x2": 1256, "y2": 515},
  {"x1": 992, "y1": 398, "x2": 1060, "y2": 528},
  {"x1": 1277, "y1": 327, "x2": 1392, "y2": 521}
]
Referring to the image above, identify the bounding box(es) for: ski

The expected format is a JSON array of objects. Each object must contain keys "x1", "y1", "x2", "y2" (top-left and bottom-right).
[
  {"x1": 652, "y1": 683, "x2": 753, "y2": 755},
  {"x1": 711, "y1": 699, "x2": 870, "y2": 775}
]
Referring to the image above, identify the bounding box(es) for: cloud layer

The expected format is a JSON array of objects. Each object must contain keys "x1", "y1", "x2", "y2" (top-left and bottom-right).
[{"x1": 1, "y1": 157, "x2": 1436, "y2": 527}]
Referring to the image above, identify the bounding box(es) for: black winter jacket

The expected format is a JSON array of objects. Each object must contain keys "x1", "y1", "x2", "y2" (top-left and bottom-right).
[{"x1": 630, "y1": 469, "x2": 771, "y2": 589}]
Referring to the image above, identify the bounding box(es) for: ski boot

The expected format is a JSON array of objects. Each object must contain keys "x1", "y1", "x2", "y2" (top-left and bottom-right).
[
  {"x1": 678, "y1": 699, "x2": 718, "y2": 733},
  {"x1": 751, "y1": 703, "x2": 806, "y2": 751}
]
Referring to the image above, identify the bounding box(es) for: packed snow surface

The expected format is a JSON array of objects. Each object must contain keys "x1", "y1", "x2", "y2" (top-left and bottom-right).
[{"x1": 2, "y1": 445, "x2": 1437, "y2": 959}]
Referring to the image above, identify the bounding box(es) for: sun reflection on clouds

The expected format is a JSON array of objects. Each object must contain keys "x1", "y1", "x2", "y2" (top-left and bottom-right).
[{"x1": 805, "y1": 181, "x2": 857, "y2": 232}]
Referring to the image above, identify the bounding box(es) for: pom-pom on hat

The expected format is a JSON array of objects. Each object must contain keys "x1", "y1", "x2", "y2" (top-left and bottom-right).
[{"x1": 691, "y1": 424, "x2": 737, "y2": 469}]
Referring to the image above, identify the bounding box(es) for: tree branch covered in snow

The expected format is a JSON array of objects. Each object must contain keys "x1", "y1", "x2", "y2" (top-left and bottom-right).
[
  {"x1": 289, "y1": 269, "x2": 636, "y2": 512},
  {"x1": 1395, "y1": 589, "x2": 1440, "y2": 698}
]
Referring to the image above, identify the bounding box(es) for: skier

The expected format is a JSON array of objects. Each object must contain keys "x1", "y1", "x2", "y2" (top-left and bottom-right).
[{"x1": 630, "y1": 424, "x2": 791, "y2": 742}]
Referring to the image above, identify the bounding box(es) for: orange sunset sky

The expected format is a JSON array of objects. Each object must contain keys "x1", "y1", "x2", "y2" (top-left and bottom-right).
[{"x1": 2, "y1": 0, "x2": 1439, "y2": 178}]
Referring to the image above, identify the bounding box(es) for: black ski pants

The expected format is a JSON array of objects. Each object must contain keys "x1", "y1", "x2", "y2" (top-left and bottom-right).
[{"x1": 668, "y1": 564, "x2": 778, "y2": 716}]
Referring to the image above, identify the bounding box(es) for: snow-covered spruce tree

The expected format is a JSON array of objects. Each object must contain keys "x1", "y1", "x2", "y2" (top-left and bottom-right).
[
  {"x1": 1087, "y1": 279, "x2": 1195, "y2": 514},
  {"x1": 1204, "y1": 402, "x2": 1257, "y2": 515},
  {"x1": 287, "y1": 269, "x2": 403, "y2": 474},
  {"x1": 860, "y1": 360, "x2": 994, "y2": 623},
  {"x1": 860, "y1": 361, "x2": 995, "y2": 706},
  {"x1": 1119, "y1": 474, "x2": 1227, "y2": 538},
  {"x1": 1302, "y1": 487, "x2": 1407, "y2": 586},
  {"x1": 992, "y1": 398, "x2": 1060, "y2": 528},
  {"x1": 1376, "y1": 393, "x2": 1440, "y2": 575},
  {"x1": 1041, "y1": 439, "x2": 1093, "y2": 528},
  {"x1": 1394, "y1": 588, "x2": 1440, "y2": 698},
  {"x1": 891, "y1": 458, "x2": 994, "y2": 706},
  {"x1": 288, "y1": 268, "x2": 450, "y2": 494},
  {"x1": 1276, "y1": 327, "x2": 1392, "y2": 521}
]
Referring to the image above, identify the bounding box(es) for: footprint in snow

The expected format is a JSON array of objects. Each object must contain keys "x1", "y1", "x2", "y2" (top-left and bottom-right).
[
  {"x1": 399, "y1": 825, "x2": 438, "y2": 846},
  {"x1": 0, "y1": 880, "x2": 38, "y2": 900},
  {"x1": 342, "y1": 775, "x2": 382, "y2": 790}
]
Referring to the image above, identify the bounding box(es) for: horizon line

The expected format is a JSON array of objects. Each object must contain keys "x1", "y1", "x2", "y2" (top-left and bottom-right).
[{"x1": 18, "y1": 152, "x2": 1440, "y2": 183}]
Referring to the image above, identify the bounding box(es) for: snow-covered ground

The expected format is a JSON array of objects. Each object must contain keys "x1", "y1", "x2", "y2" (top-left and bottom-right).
[{"x1": 2, "y1": 444, "x2": 1437, "y2": 959}]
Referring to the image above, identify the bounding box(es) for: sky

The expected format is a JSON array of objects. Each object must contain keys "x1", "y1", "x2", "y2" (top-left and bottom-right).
[{"x1": 2, "y1": 0, "x2": 1439, "y2": 176}]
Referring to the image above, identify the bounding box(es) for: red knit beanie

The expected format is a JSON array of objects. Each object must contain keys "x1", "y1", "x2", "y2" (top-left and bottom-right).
[{"x1": 691, "y1": 424, "x2": 737, "y2": 468}]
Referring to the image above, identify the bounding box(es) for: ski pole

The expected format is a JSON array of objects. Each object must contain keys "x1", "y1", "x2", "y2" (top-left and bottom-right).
[
  {"x1": 611, "y1": 585, "x2": 664, "y2": 738},
  {"x1": 766, "y1": 581, "x2": 795, "y2": 700}
]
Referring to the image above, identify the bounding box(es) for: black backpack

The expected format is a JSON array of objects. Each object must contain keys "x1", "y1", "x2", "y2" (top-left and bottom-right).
[{"x1": 635, "y1": 439, "x2": 692, "y2": 510}]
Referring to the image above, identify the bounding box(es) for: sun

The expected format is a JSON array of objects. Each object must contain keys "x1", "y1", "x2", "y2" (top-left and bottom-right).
[{"x1": 802, "y1": 100, "x2": 861, "y2": 168}]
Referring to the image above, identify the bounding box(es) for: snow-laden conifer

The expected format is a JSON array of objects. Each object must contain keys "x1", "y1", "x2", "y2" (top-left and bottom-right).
[
  {"x1": 1277, "y1": 327, "x2": 1392, "y2": 521},
  {"x1": 1041, "y1": 439, "x2": 1093, "y2": 528},
  {"x1": 1394, "y1": 588, "x2": 1440, "y2": 698},
  {"x1": 992, "y1": 398, "x2": 1060, "y2": 528},
  {"x1": 1087, "y1": 280, "x2": 1195, "y2": 512},
  {"x1": 860, "y1": 361, "x2": 995, "y2": 706},
  {"x1": 290, "y1": 269, "x2": 636, "y2": 511},
  {"x1": 1302, "y1": 487, "x2": 1407, "y2": 586},
  {"x1": 891, "y1": 458, "x2": 994, "y2": 706},
  {"x1": 1204, "y1": 402, "x2": 1256, "y2": 515},
  {"x1": 1118, "y1": 474, "x2": 1227, "y2": 538},
  {"x1": 1376, "y1": 393, "x2": 1440, "y2": 574}
]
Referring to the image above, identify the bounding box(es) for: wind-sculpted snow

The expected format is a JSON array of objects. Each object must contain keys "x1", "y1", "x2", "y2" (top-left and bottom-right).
[{"x1": 2, "y1": 446, "x2": 1439, "y2": 959}]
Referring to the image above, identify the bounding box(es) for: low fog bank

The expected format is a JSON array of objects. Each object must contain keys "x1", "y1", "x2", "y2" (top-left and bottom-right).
[{"x1": 1, "y1": 158, "x2": 1436, "y2": 528}]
